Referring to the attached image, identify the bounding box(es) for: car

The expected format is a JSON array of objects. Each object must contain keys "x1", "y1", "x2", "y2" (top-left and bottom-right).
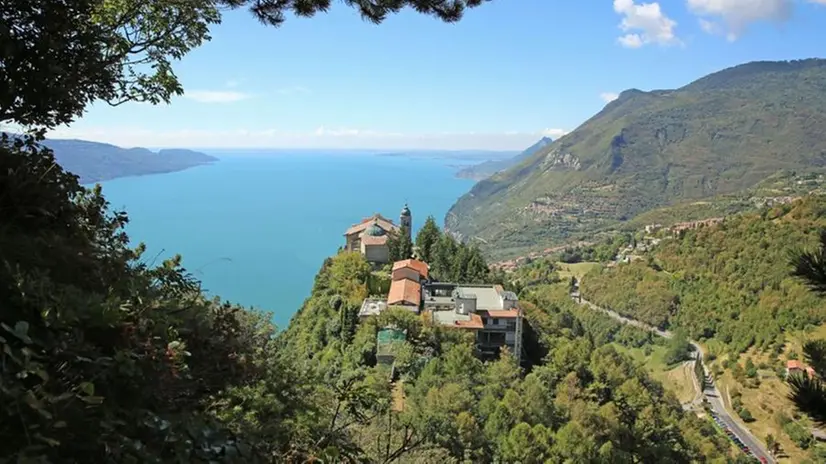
[{"x1": 759, "y1": 457, "x2": 767, "y2": 463}]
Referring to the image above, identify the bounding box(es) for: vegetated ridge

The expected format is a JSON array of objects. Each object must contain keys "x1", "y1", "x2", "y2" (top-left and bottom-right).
[
  {"x1": 455, "y1": 136, "x2": 554, "y2": 181},
  {"x1": 446, "y1": 59, "x2": 826, "y2": 259},
  {"x1": 42, "y1": 138, "x2": 218, "y2": 183},
  {"x1": 571, "y1": 194, "x2": 826, "y2": 462}
]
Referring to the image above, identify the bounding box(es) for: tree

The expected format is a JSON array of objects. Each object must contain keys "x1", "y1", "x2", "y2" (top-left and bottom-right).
[
  {"x1": 663, "y1": 330, "x2": 691, "y2": 365},
  {"x1": 415, "y1": 216, "x2": 442, "y2": 263},
  {"x1": 766, "y1": 434, "x2": 779, "y2": 457},
  {"x1": 388, "y1": 227, "x2": 414, "y2": 262},
  {"x1": 2, "y1": 0, "x2": 220, "y2": 129}
]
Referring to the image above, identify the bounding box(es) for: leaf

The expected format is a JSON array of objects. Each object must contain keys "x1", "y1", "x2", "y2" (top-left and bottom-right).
[
  {"x1": 34, "y1": 433, "x2": 61, "y2": 447},
  {"x1": 80, "y1": 396, "x2": 105, "y2": 405},
  {"x1": 53, "y1": 421, "x2": 67, "y2": 429},
  {"x1": 78, "y1": 381, "x2": 95, "y2": 396},
  {"x1": 14, "y1": 321, "x2": 29, "y2": 336}
]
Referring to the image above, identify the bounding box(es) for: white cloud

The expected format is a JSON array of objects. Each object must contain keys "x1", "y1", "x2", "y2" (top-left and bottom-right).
[
  {"x1": 688, "y1": 0, "x2": 826, "y2": 40},
  {"x1": 183, "y1": 90, "x2": 251, "y2": 103},
  {"x1": 687, "y1": 0, "x2": 790, "y2": 39},
  {"x1": 618, "y1": 34, "x2": 644, "y2": 48},
  {"x1": 613, "y1": 0, "x2": 679, "y2": 48},
  {"x1": 698, "y1": 18, "x2": 717, "y2": 33},
  {"x1": 45, "y1": 126, "x2": 570, "y2": 151},
  {"x1": 600, "y1": 92, "x2": 620, "y2": 103}
]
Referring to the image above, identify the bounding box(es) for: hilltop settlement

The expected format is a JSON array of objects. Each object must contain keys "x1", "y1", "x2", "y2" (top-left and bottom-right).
[{"x1": 344, "y1": 205, "x2": 524, "y2": 364}]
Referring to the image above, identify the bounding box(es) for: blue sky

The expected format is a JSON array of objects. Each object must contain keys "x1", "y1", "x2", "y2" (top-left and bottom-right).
[{"x1": 49, "y1": 0, "x2": 826, "y2": 150}]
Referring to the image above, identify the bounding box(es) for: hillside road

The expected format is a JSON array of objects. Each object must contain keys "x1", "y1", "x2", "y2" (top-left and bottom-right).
[{"x1": 570, "y1": 289, "x2": 773, "y2": 463}]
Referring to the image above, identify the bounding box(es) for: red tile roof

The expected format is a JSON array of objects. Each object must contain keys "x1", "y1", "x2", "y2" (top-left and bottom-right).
[
  {"x1": 388, "y1": 278, "x2": 421, "y2": 307},
  {"x1": 477, "y1": 309, "x2": 520, "y2": 319},
  {"x1": 787, "y1": 360, "x2": 817, "y2": 377},
  {"x1": 454, "y1": 313, "x2": 484, "y2": 330},
  {"x1": 392, "y1": 259, "x2": 429, "y2": 279}
]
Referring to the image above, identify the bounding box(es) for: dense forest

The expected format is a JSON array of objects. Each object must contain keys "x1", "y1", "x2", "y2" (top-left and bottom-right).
[
  {"x1": 260, "y1": 248, "x2": 735, "y2": 462},
  {"x1": 581, "y1": 196, "x2": 826, "y2": 353}
]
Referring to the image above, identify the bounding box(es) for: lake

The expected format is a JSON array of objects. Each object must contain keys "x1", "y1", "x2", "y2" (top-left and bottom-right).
[{"x1": 98, "y1": 152, "x2": 476, "y2": 328}]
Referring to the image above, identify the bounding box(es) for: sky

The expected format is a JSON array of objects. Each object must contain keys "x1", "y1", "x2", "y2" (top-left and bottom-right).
[{"x1": 46, "y1": 0, "x2": 826, "y2": 150}]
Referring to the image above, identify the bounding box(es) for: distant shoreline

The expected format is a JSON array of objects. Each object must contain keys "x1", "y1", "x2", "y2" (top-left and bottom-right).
[{"x1": 81, "y1": 160, "x2": 217, "y2": 185}]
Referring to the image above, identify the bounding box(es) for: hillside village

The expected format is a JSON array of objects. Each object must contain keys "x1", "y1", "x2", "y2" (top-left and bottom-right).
[{"x1": 343, "y1": 205, "x2": 525, "y2": 365}]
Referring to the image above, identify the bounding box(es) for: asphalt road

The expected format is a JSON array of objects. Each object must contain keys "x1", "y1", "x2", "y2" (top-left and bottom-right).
[{"x1": 571, "y1": 290, "x2": 774, "y2": 463}]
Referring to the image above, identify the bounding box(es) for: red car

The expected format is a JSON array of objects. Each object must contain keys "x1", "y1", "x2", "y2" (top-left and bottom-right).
[{"x1": 759, "y1": 458, "x2": 767, "y2": 464}]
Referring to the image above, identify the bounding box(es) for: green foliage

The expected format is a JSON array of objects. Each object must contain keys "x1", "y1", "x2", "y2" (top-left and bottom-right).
[
  {"x1": 582, "y1": 260, "x2": 676, "y2": 330},
  {"x1": 582, "y1": 196, "x2": 826, "y2": 352},
  {"x1": 2, "y1": 0, "x2": 220, "y2": 129},
  {"x1": 783, "y1": 420, "x2": 814, "y2": 449},
  {"x1": 414, "y1": 215, "x2": 441, "y2": 263},
  {"x1": 0, "y1": 136, "x2": 309, "y2": 461},
  {"x1": 220, "y1": 0, "x2": 488, "y2": 27},
  {"x1": 387, "y1": 226, "x2": 414, "y2": 262},
  {"x1": 417, "y1": 229, "x2": 491, "y2": 284},
  {"x1": 447, "y1": 59, "x2": 826, "y2": 259},
  {"x1": 664, "y1": 331, "x2": 692, "y2": 366}
]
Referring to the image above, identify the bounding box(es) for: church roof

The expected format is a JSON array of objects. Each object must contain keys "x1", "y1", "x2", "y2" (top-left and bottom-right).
[
  {"x1": 364, "y1": 222, "x2": 386, "y2": 237},
  {"x1": 361, "y1": 234, "x2": 388, "y2": 246},
  {"x1": 344, "y1": 214, "x2": 397, "y2": 236}
]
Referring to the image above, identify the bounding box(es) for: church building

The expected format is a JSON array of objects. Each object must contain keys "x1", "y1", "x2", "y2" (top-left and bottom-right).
[{"x1": 343, "y1": 204, "x2": 412, "y2": 264}]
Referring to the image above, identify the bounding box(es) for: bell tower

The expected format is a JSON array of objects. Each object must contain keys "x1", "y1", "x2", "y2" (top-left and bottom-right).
[{"x1": 400, "y1": 203, "x2": 412, "y2": 238}]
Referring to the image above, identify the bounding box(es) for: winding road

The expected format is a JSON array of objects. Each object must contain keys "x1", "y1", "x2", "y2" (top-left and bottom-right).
[{"x1": 571, "y1": 287, "x2": 774, "y2": 463}]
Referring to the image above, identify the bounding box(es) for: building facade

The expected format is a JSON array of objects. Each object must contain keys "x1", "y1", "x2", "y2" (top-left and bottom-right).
[
  {"x1": 343, "y1": 205, "x2": 413, "y2": 264},
  {"x1": 423, "y1": 283, "x2": 523, "y2": 363}
]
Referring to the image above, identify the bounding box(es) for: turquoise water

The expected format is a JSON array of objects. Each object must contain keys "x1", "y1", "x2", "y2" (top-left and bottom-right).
[{"x1": 98, "y1": 152, "x2": 475, "y2": 328}]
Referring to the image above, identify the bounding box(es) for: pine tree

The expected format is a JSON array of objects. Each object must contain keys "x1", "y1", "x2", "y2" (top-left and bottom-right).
[
  {"x1": 432, "y1": 233, "x2": 458, "y2": 280},
  {"x1": 388, "y1": 226, "x2": 414, "y2": 262},
  {"x1": 415, "y1": 216, "x2": 442, "y2": 263}
]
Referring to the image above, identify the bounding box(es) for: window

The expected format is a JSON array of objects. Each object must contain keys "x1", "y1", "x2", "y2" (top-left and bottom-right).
[{"x1": 492, "y1": 318, "x2": 500, "y2": 325}]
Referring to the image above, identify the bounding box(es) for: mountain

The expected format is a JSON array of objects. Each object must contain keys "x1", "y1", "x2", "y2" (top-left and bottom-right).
[
  {"x1": 41, "y1": 138, "x2": 218, "y2": 183},
  {"x1": 446, "y1": 59, "x2": 826, "y2": 259},
  {"x1": 455, "y1": 136, "x2": 554, "y2": 180}
]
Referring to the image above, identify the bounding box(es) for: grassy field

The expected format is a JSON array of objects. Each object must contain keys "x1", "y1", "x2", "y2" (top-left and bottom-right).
[
  {"x1": 556, "y1": 262, "x2": 602, "y2": 280},
  {"x1": 611, "y1": 344, "x2": 697, "y2": 404},
  {"x1": 701, "y1": 325, "x2": 826, "y2": 464}
]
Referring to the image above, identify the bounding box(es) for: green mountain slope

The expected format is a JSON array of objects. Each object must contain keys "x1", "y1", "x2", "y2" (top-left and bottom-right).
[
  {"x1": 456, "y1": 136, "x2": 553, "y2": 180},
  {"x1": 446, "y1": 59, "x2": 826, "y2": 258}
]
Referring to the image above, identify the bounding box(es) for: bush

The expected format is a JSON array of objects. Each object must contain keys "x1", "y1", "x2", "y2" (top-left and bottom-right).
[
  {"x1": 783, "y1": 421, "x2": 814, "y2": 449},
  {"x1": 738, "y1": 408, "x2": 755, "y2": 422}
]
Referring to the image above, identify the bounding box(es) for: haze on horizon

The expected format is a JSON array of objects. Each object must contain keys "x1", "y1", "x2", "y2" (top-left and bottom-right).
[{"x1": 40, "y1": 0, "x2": 826, "y2": 150}]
